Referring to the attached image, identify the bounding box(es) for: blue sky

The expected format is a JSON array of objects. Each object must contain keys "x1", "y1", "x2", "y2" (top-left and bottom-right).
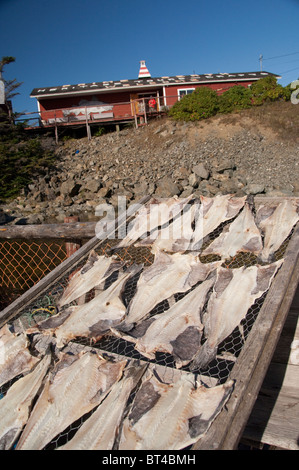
[{"x1": 1, "y1": 0, "x2": 299, "y2": 114}]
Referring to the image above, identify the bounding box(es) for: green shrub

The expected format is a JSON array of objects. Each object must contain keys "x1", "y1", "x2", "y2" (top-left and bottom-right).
[
  {"x1": 250, "y1": 76, "x2": 290, "y2": 105},
  {"x1": 218, "y1": 85, "x2": 253, "y2": 114},
  {"x1": 168, "y1": 87, "x2": 219, "y2": 121}
]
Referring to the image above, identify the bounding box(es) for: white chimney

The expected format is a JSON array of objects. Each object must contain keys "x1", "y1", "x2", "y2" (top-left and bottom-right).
[{"x1": 138, "y1": 60, "x2": 151, "y2": 79}]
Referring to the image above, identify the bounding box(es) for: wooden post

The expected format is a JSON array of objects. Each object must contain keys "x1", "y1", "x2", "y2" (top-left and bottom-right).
[
  {"x1": 85, "y1": 106, "x2": 91, "y2": 140},
  {"x1": 54, "y1": 111, "x2": 58, "y2": 144},
  {"x1": 143, "y1": 98, "x2": 147, "y2": 124},
  {"x1": 64, "y1": 216, "x2": 81, "y2": 257}
]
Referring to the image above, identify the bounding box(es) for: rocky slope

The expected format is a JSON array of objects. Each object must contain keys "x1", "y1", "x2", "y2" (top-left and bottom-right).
[{"x1": 1, "y1": 101, "x2": 299, "y2": 225}]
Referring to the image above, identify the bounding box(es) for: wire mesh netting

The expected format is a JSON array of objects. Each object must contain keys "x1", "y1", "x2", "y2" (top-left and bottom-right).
[
  {"x1": 0, "y1": 240, "x2": 68, "y2": 310},
  {"x1": 0, "y1": 196, "x2": 297, "y2": 450}
]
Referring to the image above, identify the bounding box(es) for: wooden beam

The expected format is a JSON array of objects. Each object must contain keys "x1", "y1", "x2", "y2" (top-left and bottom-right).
[{"x1": 0, "y1": 222, "x2": 97, "y2": 239}]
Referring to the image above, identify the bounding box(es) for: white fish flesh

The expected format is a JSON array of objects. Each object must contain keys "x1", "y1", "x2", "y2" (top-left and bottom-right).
[
  {"x1": 202, "y1": 203, "x2": 263, "y2": 259},
  {"x1": 16, "y1": 352, "x2": 127, "y2": 450},
  {"x1": 58, "y1": 362, "x2": 147, "y2": 450},
  {"x1": 120, "y1": 248, "x2": 220, "y2": 330},
  {"x1": 115, "y1": 195, "x2": 193, "y2": 249},
  {"x1": 189, "y1": 194, "x2": 247, "y2": 250},
  {"x1": 135, "y1": 202, "x2": 197, "y2": 253},
  {"x1": 190, "y1": 260, "x2": 284, "y2": 370},
  {"x1": 0, "y1": 353, "x2": 51, "y2": 450},
  {"x1": 0, "y1": 325, "x2": 39, "y2": 388},
  {"x1": 256, "y1": 199, "x2": 299, "y2": 262},
  {"x1": 28, "y1": 265, "x2": 142, "y2": 348},
  {"x1": 119, "y1": 370, "x2": 234, "y2": 450},
  {"x1": 134, "y1": 276, "x2": 215, "y2": 368},
  {"x1": 58, "y1": 250, "x2": 124, "y2": 307}
]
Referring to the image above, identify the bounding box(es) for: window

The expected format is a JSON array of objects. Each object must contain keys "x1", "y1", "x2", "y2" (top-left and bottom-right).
[{"x1": 178, "y1": 88, "x2": 195, "y2": 100}]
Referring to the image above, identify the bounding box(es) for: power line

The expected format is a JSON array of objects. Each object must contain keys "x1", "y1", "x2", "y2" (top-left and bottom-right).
[{"x1": 263, "y1": 51, "x2": 299, "y2": 61}]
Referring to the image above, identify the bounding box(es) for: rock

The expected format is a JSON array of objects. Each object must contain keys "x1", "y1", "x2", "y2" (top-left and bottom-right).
[
  {"x1": 155, "y1": 176, "x2": 180, "y2": 198},
  {"x1": 244, "y1": 183, "x2": 265, "y2": 195},
  {"x1": 188, "y1": 173, "x2": 201, "y2": 188},
  {"x1": 192, "y1": 163, "x2": 209, "y2": 180},
  {"x1": 60, "y1": 180, "x2": 81, "y2": 197}
]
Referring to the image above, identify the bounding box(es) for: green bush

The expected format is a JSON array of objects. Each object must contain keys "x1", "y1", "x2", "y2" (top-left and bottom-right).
[
  {"x1": 250, "y1": 76, "x2": 290, "y2": 105},
  {"x1": 168, "y1": 87, "x2": 219, "y2": 121},
  {"x1": 218, "y1": 85, "x2": 253, "y2": 114}
]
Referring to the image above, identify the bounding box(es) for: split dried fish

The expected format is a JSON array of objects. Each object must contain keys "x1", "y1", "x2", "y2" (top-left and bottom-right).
[
  {"x1": 119, "y1": 248, "x2": 220, "y2": 331},
  {"x1": 114, "y1": 195, "x2": 194, "y2": 249},
  {"x1": 189, "y1": 194, "x2": 246, "y2": 250},
  {"x1": 0, "y1": 325, "x2": 39, "y2": 388},
  {"x1": 202, "y1": 203, "x2": 263, "y2": 259},
  {"x1": 16, "y1": 352, "x2": 127, "y2": 450},
  {"x1": 58, "y1": 362, "x2": 147, "y2": 450},
  {"x1": 190, "y1": 260, "x2": 284, "y2": 370},
  {"x1": 58, "y1": 250, "x2": 124, "y2": 308},
  {"x1": 256, "y1": 199, "x2": 299, "y2": 262},
  {"x1": 134, "y1": 276, "x2": 215, "y2": 368},
  {"x1": 119, "y1": 370, "x2": 234, "y2": 450},
  {"x1": 135, "y1": 202, "x2": 197, "y2": 253},
  {"x1": 0, "y1": 353, "x2": 51, "y2": 450},
  {"x1": 28, "y1": 265, "x2": 142, "y2": 348}
]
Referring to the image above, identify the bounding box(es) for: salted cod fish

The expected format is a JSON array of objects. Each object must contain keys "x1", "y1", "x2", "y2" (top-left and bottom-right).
[
  {"x1": 16, "y1": 351, "x2": 127, "y2": 450},
  {"x1": 0, "y1": 324, "x2": 39, "y2": 388},
  {"x1": 134, "y1": 276, "x2": 215, "y2": 368},
  {"x1": 188, "y1": 194, "x2": 247, "y2": 250},
  {"x1": 119, "y1": 247, "x2": 220, "y2": 331},
  {"x1": 135, "y1": 202, "x2": 197, "y2": 253},
  {"x1": 58, "y1": 250, "x2": 124, "y2": 308},
  {"x1": 27, "y1": 264, "x2": 142, "y2": 349},
  {"x1": 114, "y1": 195, "x2": 193, "y2": 249},
  {"x1": 256, "y1": 199, "x2": 299, "y2": 262},
  {"x1": 58, "y1": 362, "x2": 147, "y2": 450},
  {"x1": 119, "y1": 369, "x2": 234, "y2": 450},
  {"x1": 190, "y1": 259, "x2": 284, "y2": 370},
  {"x1": 0, "y1": 353, "x2": 51, "y2": 450},
  {"x1": 202, "y1": 203, "x2": 263, "y2": 259}
]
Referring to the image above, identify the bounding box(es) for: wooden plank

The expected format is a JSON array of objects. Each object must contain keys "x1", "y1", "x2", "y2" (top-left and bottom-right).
[
  {"x1": 0, "y1": 195, "x2": 151, "y2": 328},
  {"x1": 0, "y1": 221, "x2": 97, "y2": 239},
  {"x1": 192, "y1": 222, "x2": 299, "y2": 450}
]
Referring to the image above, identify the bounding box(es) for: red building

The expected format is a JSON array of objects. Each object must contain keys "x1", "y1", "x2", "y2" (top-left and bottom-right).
[{"x1": 30, "y1": 61, "x2": 280, "y2": 133}]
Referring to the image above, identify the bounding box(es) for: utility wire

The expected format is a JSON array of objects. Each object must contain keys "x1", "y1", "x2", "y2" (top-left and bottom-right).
[{"x1": 263, "y1": 51, "x2": 299, "y2": 61}]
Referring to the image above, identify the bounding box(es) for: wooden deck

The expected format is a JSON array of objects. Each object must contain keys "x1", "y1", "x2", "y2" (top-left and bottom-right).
[{"x1": 241, "y1": 280, "x2": 299, "y2": 450}]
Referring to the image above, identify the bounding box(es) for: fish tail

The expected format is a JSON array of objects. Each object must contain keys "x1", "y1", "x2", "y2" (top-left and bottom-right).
[{"x1": 189, "y1": 343, "x2": 217, "y2": 371}]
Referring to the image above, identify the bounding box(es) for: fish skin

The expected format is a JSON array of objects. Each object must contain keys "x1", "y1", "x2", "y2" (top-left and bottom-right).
[
  {"x1": 16, "y1": 352, "x2": 127, "y2": 450},
  {"x1": 256, "y1": 200, "x2": 299, "y2": 262},
  {"x1": 58, "y1": 250, "x2": 124, "y2": 308},
  {"x1": 134, "y1": 276, "x2": 215, "y2": 367},
  {"x1": 189, "y1": 194, "x2": 247, "y2": 251},
  {"x1": 119, "y1": 248, "x2": 220, "y2": 331},
  {"x1": 202, "y1": 203, "x2": 263, "y2": 259},
  {"x1": 58, "y1": 362, "x2": 147, "y2": 450},
  {"x1": 114, "y1": 195, "x2": 194, "y2": 249},
  {"x1": 0, "y1": 353, "x2": 51, "y2": 450},
  {"x1": 0, "y1": 325, "x2": 39, "y2": 388},
  {"x1": 190, "y1": 260, "x2": 284, "y2": 370},
  {"x1": 119, "y1": 371, "x2": 234, "y2": 450}
]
